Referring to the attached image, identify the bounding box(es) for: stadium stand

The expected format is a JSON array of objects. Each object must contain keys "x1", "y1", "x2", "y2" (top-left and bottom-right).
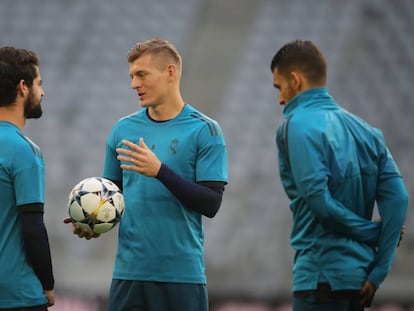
[{"x1": 1, "y1": 0, "x2": 413, "y2": 309}]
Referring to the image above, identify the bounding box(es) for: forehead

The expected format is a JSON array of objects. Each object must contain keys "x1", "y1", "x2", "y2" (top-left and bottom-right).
[
  {"x1": 33, "y1": 65, "x2": 42, "y2": 80},
  {"x1": 272, "y1": 67, "x2": 284, "y2": 82},
  {"x1": 129, "y1": 53, "x2": 162, "y2": 74}
]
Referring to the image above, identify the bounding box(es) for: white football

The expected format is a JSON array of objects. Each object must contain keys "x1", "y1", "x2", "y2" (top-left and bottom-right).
[{"x1": 68, "y1": 177, "x2": 125, "y2": 234}]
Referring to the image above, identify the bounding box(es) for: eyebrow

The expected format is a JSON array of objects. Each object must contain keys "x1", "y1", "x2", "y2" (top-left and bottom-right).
[{"x1": 130, "y1": 70, "x2": 146, "y2": 76}]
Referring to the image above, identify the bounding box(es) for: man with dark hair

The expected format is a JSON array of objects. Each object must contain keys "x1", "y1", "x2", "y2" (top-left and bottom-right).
[
  {"x1": 271, "y1": 40, "x2": 408, "y2": 311},
  {"x1": 0, "y1": 47, "x2": 55, "y2": 310}
]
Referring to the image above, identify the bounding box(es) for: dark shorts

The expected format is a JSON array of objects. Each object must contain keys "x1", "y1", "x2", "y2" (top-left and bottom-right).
[
  {"x1": 107, "y1": 279, "x2": 209, "y2": 311},
  {"x1": 0, "y1": 306, "x2": 47, "y2": 311},
  {"x1": 293, "y1": 283, "x2": 370, "y2": 311}
]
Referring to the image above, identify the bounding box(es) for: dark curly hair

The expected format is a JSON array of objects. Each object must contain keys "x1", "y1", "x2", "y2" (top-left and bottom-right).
[{"x1": 0, "y1": 47, "x2": 39, "y2": 107}]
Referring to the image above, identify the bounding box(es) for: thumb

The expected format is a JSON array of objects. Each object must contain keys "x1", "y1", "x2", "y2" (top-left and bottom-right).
[{"x1": 63, "y1": 217, "x2": 73, "y2": 224}]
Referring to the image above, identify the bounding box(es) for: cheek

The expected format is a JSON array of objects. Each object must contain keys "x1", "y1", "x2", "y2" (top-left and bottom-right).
[
  {"x1": 33, "y1": 86, "x2": 42, "y2": 97},
  {"x1": 152, "y1": 79, "x2": 169, "y2": 94}
]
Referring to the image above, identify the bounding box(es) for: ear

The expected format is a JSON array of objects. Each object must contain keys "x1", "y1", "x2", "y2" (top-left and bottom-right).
[
  {"x1": 289, "y1": 72, "x2": 300, "y2": 89},
  {"x1": 166, "y1": 64, "x2": 177, "y2": 79},
  {"x1": 289, "y1": 71, "x2": 307, "y2": 91},
  {"x1": 16, "y1": 79, "x2": 28, "y2": 96}
]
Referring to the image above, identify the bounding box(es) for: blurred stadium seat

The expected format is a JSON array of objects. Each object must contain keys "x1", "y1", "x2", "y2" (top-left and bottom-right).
[{"x1": 1, "y1": 0, "x2": 413, "y2": 308}]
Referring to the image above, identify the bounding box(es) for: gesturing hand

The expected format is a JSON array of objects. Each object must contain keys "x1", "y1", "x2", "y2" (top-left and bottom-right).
[{"x1": 117, "y1": 138, "x2": 162, "y2": 177}]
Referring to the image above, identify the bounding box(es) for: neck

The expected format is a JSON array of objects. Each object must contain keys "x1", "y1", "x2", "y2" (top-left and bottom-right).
[
  {"x1": 148, "y1": 93, "x2": 185, "y2": 121},
  {"x1": 0, "y1": 105, "x2": 25, "y2": 130}
]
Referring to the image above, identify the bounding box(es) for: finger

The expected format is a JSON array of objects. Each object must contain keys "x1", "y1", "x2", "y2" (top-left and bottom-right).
[
  {"x1": 78, "y1": 229, "x2": 89, "y2": 238},
  {"x1": 398, "y1": 224, "x2": 406, "y2": 247},
  {"x1": 85, "y1": 231, "x2": 100, "y2": 240},
  {"x1": 121, "y1": 139, "x2": 139, "y2": 151},
  {"x1": 72, "y1": 223, "x2": 85, "y2": 237},
  {"x1": 359, "y1": 290, "x2": 369, "y2": 305},
  {"x1": 360, "y1": 292, "x2": 374, "y2": 306},
  {"x1": 360, "y1": 282, "x2": 376, "y2": 305},
  {"x1": 398, "y1": 236, "x2": 402, "y2": 246},
  {"x1": 139, "y1": 137, "x2": 148, "y2": 149},
  {"x1": 116, "y1": 147, "x2": 133, "y2": 157},
  {"x1": 120, "y1": 164, "x2": 138, "y2": 171},
  {"x1": 117, "y1": 155, "x2": 133, "y2": 162}
]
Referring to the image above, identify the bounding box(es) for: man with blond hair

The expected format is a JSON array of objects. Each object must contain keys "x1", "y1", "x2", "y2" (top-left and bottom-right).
[{"x1": 66, "y1": 38, "x2": 228, "y2": 311}]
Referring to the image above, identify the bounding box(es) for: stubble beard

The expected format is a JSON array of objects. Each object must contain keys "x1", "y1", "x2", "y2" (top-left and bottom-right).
[{"x1": 24, "y1": 88, "x2": 43, "y2": 119}]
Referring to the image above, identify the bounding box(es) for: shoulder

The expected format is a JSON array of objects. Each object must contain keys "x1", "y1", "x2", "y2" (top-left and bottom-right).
[
  {"x1": 1, "y1": 130, "x2": 43, "y2": 170},
  {"x1": 288, "y1": 110, "x2": 325, "y2": 139},
  {"x1": 117, "y1": 109, "x2": 145, "y2": 124},
  {"x1": 110, "y1": 110, "x2": 145, "y2": 132},
  {"x1": 2, "y1": 127, "x2": 40, "y2": 156},
  {"x1": 182, "y1": 104, "x2": 223, "y2": 137}
]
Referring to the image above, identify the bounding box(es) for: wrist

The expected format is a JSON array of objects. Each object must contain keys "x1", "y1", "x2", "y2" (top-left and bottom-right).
[{"x1": 155, "y1": 163, "x2": 166, "y2": 179}]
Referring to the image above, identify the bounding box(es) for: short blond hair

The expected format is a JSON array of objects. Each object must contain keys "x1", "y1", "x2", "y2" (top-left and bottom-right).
[{"x1": 127, "y1": 38, "x2": 182, "y2": 73}]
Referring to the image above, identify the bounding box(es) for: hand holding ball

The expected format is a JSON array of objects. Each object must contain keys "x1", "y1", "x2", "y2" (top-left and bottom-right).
[{"x1": 67, "y1": 177, "x2": 125, "y2": 234}]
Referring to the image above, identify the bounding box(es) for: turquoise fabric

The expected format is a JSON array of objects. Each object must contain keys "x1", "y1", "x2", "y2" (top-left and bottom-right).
[
  {"x1": 104, "y1": 104, "x2": 228, "y2": 284},
  {"x1": 0, "y1": 122, "x2": 47, "y2": 308},
  {"x1": 276, "y1": 88, "x2": 408, "y2": 291}
]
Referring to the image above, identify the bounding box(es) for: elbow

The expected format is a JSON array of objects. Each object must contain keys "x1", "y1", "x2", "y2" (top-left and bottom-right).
[
  {"x1": 394, "y1": 179, "x2": 409, "y2": 212},
  {"x1": 396, "y1": 189, "x2": 409, "y2": 218},
  {"x1": 204, "y1": 204, "x2": 221, "y2": 218},
  {"x1": 399, "y1": 192, "x2": 409, "y2": 221},
  {"x1": 203, "y1": 188, "x2": 224, "y2": 218},
  {"x1": 204, "y1": 194, "x2": 224, "y2": 218},
  {"x1": 402, "y1": 191, "x2": 409, "y2": 208}
]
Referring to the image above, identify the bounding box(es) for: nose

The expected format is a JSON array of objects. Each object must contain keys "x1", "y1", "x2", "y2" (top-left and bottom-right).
[
  {"x1": 131, "y1": 77, "x2": 140, "y2": 90},
  {"x1": 278, "y1": 94, "x2": 285, "y2": 106}
]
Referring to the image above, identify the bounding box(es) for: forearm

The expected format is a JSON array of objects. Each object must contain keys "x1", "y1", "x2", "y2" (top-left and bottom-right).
[
  {"x1": 156, "y1": 164, "x2": 224, "y2": 218},
  {"x1": 367, "y1": 177, "x2": 408, "y2": 287},
  {"x1": 306, "y1": 191, "x2": 381, "y2": 245},
  {"x1": 19, "y1": 205, "x2": 54, "y2": 290},
  {"x1": 286, "y1": 129, "x2": 381, "y2": 244}
]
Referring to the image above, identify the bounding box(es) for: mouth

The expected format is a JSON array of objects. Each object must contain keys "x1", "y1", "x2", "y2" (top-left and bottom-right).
[{"x1": 138, "y1": 92, "x2": 146, "y2": 101}]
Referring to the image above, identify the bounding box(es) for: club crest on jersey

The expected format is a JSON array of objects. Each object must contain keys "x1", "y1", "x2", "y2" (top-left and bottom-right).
[{"x1": 168, "y1": 139, "x2": 179, "y2": 155}]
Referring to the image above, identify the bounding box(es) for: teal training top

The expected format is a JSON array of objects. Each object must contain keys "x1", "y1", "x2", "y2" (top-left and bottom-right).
[
  {"x1": 0, "y1": 122, "x2": 48, "y2": 308},
  {"x1": 103, "y1": 104, "x2": 228, "y2": 284},
  {"x1": 276, "y1": 88, "x2": 408, "y2": 291}
]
